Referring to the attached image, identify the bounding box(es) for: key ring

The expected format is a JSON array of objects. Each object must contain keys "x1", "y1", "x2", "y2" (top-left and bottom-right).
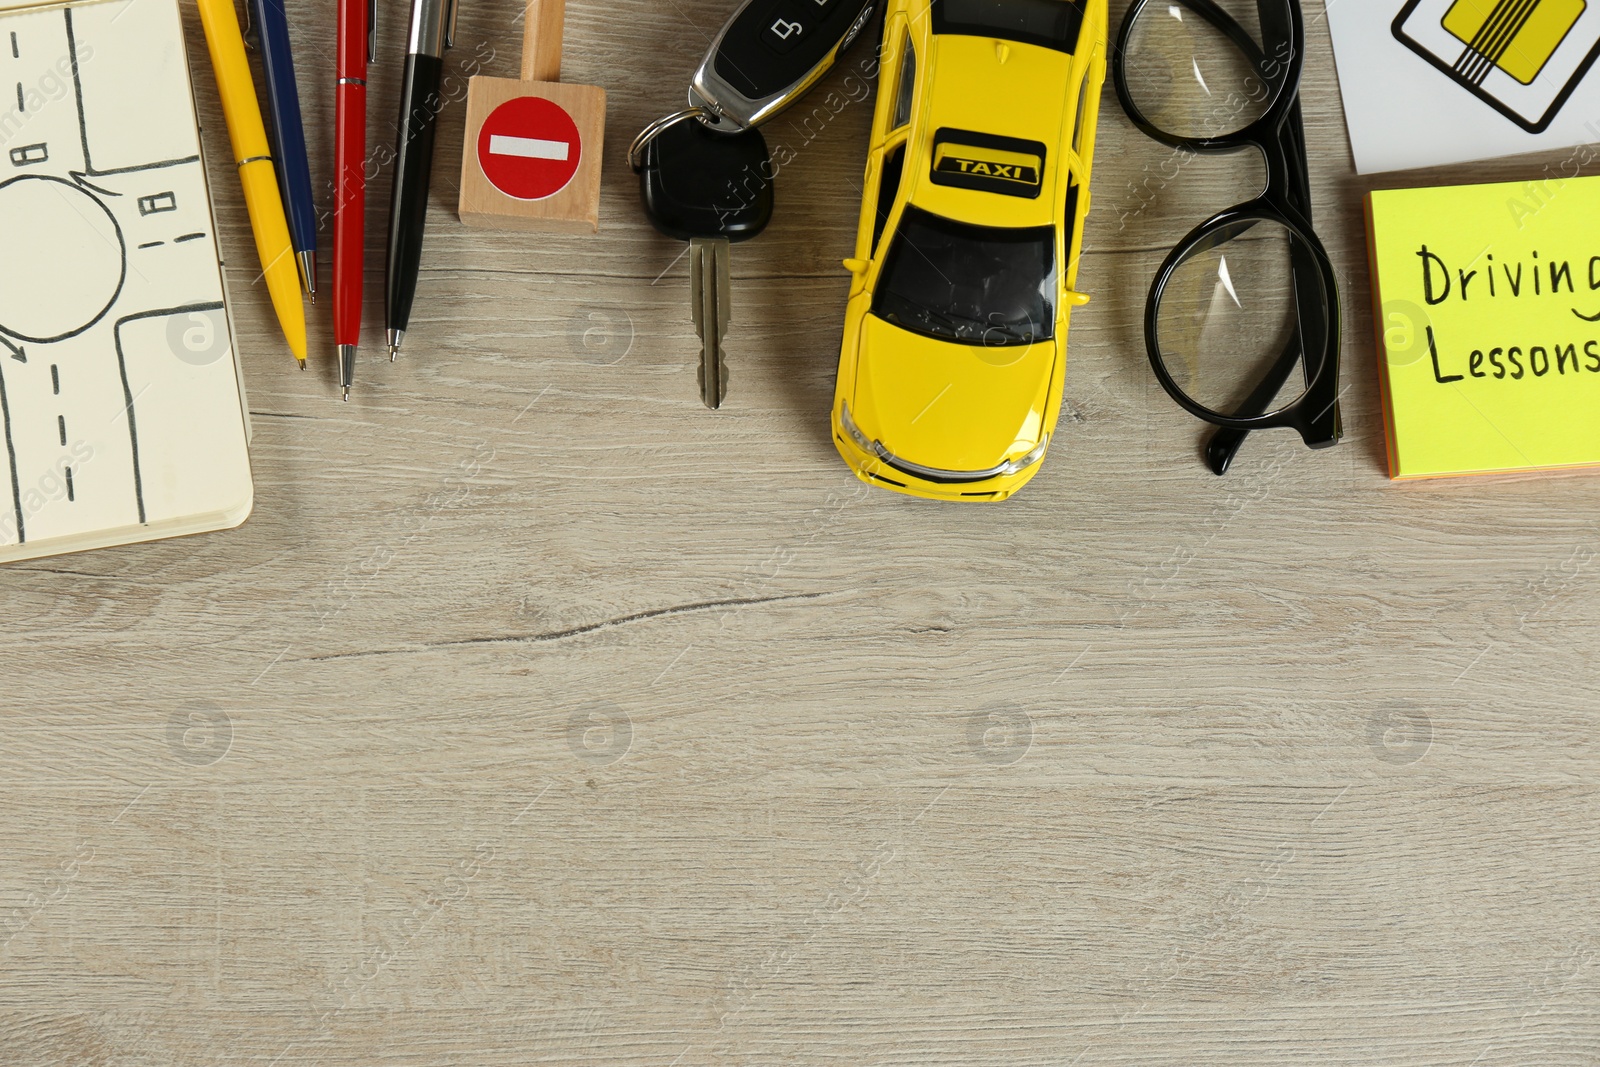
[{"x1": 629, "y1": 107, "x2": 710, "y2": 171}]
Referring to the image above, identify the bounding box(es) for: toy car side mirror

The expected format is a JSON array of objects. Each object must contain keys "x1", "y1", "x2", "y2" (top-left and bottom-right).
[
  {"x1": 1065, "y1": 290, "x2": 1091, "y2": 307},
  {"x1": 843, "y1": 258, "x2": 868, "y2": 274}
]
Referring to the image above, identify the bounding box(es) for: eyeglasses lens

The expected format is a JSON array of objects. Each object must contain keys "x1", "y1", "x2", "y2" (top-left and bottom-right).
[
  {"x1": 1121, "y1": 0, "x2": 1292, "y2": 141},
  {"x1": 1153, "y1": 217, "x2": 1326, "y2": 418}
]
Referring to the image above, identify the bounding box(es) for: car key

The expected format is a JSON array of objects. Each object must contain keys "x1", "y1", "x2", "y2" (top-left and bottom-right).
[
  {"x1": 690, "y1": 0, "x2": 878, "y2": 131},
  {"x1": 628, "y1": 0, "x2": 869, "y2": 407},
  {"x1": 638, "y1": 118, "x2": 774, "y2": 409}
]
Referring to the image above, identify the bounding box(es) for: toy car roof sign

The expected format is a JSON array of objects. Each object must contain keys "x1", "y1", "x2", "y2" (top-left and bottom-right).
[{"x1": 929, "y1": 128, "x2": 1047, "y2": 199}]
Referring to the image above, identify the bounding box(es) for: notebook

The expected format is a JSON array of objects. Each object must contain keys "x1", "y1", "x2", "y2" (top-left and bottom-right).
[
  {"x1": 0, "y1": 0, "x2": 252, "y2": 564},
  {"x1": 1367, "y1": 175, "x2": 1600, "y2": 479}
]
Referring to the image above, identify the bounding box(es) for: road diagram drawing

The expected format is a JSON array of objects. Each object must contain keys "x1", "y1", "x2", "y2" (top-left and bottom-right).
[{"x1": 0, "y1": 0, "x2": 249, "y2": 553}]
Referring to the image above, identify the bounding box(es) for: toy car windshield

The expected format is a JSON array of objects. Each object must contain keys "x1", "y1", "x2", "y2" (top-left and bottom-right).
[
  {"x1": 931, "y1": 0, "x2": 1087, "y2": 51},
  {"x1": 871, "y1": 206, "x2": 1057, "y2": 347}
]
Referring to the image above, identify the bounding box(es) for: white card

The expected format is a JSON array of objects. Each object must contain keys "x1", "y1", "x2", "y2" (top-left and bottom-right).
[{"x1": 1325, "y1": 0, "x2": 1600, "y2": 173}]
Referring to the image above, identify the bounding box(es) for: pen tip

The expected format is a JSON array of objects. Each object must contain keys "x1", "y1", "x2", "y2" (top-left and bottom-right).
[
  {"x1": 298, "y1": 251, "x2": 317, "y2": 301},
  {"x1": 343, "y1": 386, "x2": 350, "y2": 401},
  {"x1": 297, "y1": 357, "x2": 307, "y2": 370}
]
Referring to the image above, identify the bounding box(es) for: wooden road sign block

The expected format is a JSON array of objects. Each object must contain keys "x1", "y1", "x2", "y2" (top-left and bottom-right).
[{"x1": 459, "y1": 0, "x2": 605, "y2": 233}]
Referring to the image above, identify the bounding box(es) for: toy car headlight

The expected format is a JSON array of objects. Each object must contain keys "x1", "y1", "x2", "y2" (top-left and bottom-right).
[
  {"x1": 839, "y1": 402, "x2": 874, "y2": 453},
  {"x1": 1000, "y1": 436, "x2": 1050, "y2": 476}
]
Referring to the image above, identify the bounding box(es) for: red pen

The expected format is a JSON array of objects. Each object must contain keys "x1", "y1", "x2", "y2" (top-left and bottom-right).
[{"x1": 334, "y1": 0, "x2": 374, "y2": 400}]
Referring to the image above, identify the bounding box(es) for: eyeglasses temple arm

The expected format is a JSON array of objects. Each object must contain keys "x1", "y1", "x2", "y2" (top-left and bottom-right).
[
  {"x1": 1277, "y1": 101, "x2": 1342, "y2": 448},
  {"x1": 1203, "y1": 212, "x2": 1329, "y2": 475},
  {"x1": 1179, "y1": 0, "x2": 1268, "y2": 65},
  {"x1": 1279, "y1": 99, "x2": 1313, "y2": 223},
  {"x1": 1202, "y1": 333, "x2": 1301, "y2": 475}
]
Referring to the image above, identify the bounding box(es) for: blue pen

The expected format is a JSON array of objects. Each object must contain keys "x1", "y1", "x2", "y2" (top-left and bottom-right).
[{"x1": 250, "y1": 0, "x2": 318, "y2": 299}]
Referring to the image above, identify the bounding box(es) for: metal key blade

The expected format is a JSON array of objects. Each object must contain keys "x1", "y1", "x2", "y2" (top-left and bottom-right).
[
  {"x1": 690, "y1": 235, "x2": 731, "y2": 410},
  {"x1": 637, "y1": 119, "x2": 769, "y2": 411}
]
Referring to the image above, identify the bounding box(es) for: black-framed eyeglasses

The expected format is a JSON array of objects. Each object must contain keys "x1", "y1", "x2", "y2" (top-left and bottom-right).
[{"x1": 1111, "y1": 0, "x2": 1341, "y2": 475}]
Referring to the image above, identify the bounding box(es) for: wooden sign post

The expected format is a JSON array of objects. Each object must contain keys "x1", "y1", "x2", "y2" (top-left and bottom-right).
[{"x1": 458, "y1": 0, "x2": 605, "y2": 233}]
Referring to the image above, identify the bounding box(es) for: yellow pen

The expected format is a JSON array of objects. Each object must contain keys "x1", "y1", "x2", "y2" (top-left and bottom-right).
[{"x1": 195, "y1": 0, "x2": 308, "y2": 366}]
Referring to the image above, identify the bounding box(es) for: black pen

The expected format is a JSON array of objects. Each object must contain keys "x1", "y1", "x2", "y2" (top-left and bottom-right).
[{"x1": 386, "y1": 0, "x2": 457, "y2": 359}]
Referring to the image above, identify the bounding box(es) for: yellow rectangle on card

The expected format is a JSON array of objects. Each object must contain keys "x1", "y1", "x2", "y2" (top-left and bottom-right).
[
  {"x1": 1442, "y1": 0, "x2": 1586, "y2": 84},
  {"x1": 1366, "y1": 174, "x2": 1600, "y2": 479}
]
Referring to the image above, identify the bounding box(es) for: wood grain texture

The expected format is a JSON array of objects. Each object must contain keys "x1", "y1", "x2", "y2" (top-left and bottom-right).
[
  {"x1": 2, "y1": 0, "x2": 1599, "y2": 1063},
  {"x1": 523, "y1": 0, "x2": 565, "y2": 81}
]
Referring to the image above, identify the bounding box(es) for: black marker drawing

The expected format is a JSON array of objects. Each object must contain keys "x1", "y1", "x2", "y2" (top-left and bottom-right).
[
  {"x1": 138, "y1": 191, "x2": 176, "y2": 214},
  {"x1": 0, "y1": 360, "x2": 20, "y2": 542}
]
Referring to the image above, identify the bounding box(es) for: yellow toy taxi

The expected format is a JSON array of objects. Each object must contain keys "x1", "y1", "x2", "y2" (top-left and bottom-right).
[{"x1": 832, "y1": 0, "x2": 1106, "y2": 500}]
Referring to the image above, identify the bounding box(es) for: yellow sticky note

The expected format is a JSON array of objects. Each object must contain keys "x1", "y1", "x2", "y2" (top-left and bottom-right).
[{"x1": 1367, "y1": 175, "x2": 1600, "y2": 479}]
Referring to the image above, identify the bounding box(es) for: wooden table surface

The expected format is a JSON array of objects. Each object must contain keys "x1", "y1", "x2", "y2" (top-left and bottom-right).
[{"x1": 4, "y1": 0, "x2": 1598, "y2": 1063}]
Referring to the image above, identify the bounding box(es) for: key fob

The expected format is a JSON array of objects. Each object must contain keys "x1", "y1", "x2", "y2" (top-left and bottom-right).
[
  {"x1": 639, "y1": 119, "x2": 775, "y2": 243},
  {"x1": 690, "y1": 0, "x2": 877, "y2": 130}
]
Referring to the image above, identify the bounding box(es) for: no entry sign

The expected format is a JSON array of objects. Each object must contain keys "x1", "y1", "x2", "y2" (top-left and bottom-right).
[{"x1": 476, "y1": 96, "x2": 583, "y2": 202}]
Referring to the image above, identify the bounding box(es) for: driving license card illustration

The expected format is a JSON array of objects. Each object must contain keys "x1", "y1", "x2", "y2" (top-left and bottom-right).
[{"x1": 1394, "y1": 0, "x2": 1600, "y2": 132}]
